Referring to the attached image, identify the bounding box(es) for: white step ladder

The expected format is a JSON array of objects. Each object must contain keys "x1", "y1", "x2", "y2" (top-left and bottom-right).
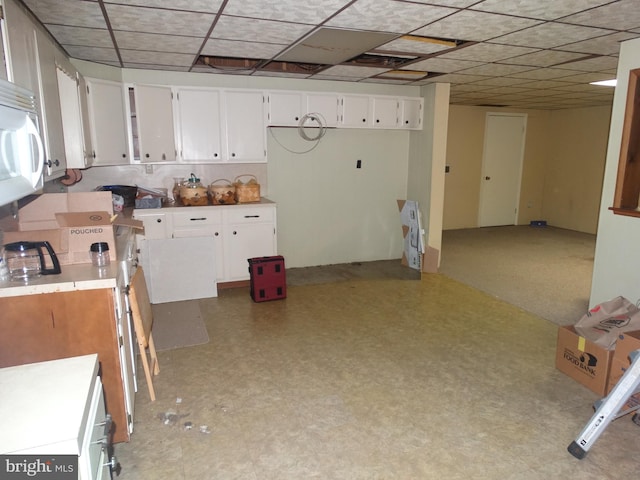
[{"x1": 568, "y1": 349, "x2": 640, "y2": 459}]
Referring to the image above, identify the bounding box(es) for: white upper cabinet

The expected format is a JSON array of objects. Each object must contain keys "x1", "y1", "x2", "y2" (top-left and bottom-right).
[
  {"x1": 85, "y1": 78, "x2": 129, "y2": 166},
  {"x1": 371, "y1": 96, "x2": 399, "y2": 129},
  {"x1": 340, "y1": 94, "x2": 371, "y2": 127},
  {"x1": 33, "y1": 29, "x2": 66, "y2": 180},
  {"x1": 267, "y1": 91, "x2": 304, "y2": 126},
  {"x1": 306, "y1": 93, "x2": 340, "y2": 127},
  {"x1": 400, "y1": 97, "x2": 423, "y2": 130},
  {"x1": 3, "y1": 0, "x2": 38, "y2": 93},
  {"x1": 131, "y1": 84, "x2": 176, "y2": 163},
  {"x1": 223, "y1": 90, "x2": 266, "y2": 163},
  {"x1": 174, "y1": 87, "x2": 222, "y2": 163}
]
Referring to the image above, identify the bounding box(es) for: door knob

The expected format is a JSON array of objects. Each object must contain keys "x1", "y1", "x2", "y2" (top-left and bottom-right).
[{"x1": 485, "y1": 176, "x2": 491, "y2": 180}]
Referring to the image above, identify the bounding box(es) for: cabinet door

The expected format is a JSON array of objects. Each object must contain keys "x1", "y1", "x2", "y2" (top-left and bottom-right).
[
  {"x1": 34, "y1": 30, "x2": 66, "y2": 179},
  {"x1": 175, "y1": 88, "x2": 222, "y2": 162},
  {"x1": 57, "y1": 67, "x2": 88, "y2": 169},
  {"x1": 371, "y1": 96, "x2": 399, "y2": 128},
  {"x1": 224, "y1": 206, "x2": 276, "y2": 281},
  {"x1": 341, "y1": 94, "x2": 370, "y2": 127},
  {"x1": 4, "y1": 0, "x2": 38, "y2": 91},
  {"x1": 0, "y1": 289, "x2": 130, "y2": 443},
  {"x1": 86, "y1": 78, "x2": 129, "y2": 165},
  {"x1": 401, "y1": 97, "x2": 423, "y2": 129},
  {"x1": 306, "y1": 93, "x2": 340, "y2": 127},
  {"x1": 134, "y1": 84, "x2": 176, "y2": 163},
  {"x1": 267, "y1": 91, "x2": 303, "y2": 126},
  {"x1": 225, "y1": 222, "x2": 276, "y2": 281},
  {"x1": 224, "y1": 90, "x2": 266, "y2": 163}
]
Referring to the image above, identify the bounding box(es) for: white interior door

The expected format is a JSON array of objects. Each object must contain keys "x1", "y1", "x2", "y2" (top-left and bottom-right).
[{"x1": 478, "y1": 113, "x2": 527, "y2": 227}]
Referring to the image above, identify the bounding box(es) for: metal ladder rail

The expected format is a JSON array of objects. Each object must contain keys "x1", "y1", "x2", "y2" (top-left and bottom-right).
[{"x1": 568, "y1": 349, "x2": 640, "y2": 459}]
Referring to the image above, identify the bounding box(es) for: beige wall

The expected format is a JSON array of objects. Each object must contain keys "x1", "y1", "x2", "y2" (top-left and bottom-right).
[
  {"x1": 443, "y1": 104, "x2": 611, "y2": 234},
  {"x1": 544, "y1": 107, "x2": 611, "y2": 233}
]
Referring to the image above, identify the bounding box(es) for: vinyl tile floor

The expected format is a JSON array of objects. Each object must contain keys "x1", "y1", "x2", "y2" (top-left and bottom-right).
[{"x1": 112, "y1": 274, "x2": 639, "y2": 479}]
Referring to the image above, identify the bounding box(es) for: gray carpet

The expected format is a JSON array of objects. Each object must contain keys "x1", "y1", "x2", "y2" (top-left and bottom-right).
[{"x1": 439, "y1": 225, "x2": 596, "y2": 326}]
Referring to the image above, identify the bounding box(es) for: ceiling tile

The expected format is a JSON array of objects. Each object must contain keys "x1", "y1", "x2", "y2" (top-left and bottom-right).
[
  {"x1": 556, "y1": 55, "x2": 619, "y2": 72},
  {"x1": 500, "y1": 49, "x2": 588, "y2": 67},
  {"x1": 555, "y1": 32, "x2": 636, "y2": 56},
  {"x1": 471, "y1": 0, "x2": 614, "y2": 21},
  {"x1": 561, "y1": 1, "x2": 640, "y2": 30},
  {"x1": 507, "y1": 67, "x2": 585, "y2": 80},
  {"x1": 491, "y1": 23, "x2": 615, "y2": 49},
  {"x1": 326, "y1": 0, "x2": 455, "y2": 34},
  {"x1": 407, "y1": 57, "x2": 484, "y2": 73},
  {"x1": 105, "y1": 3, "x2": 215, "y2": 36},
  {"x1": 22, "y1": 0, "x2": 106, "y2": 28},
  {"x1": 46, "y1": 25, "x2": 113, "y2": 48},
  {"x1": 437, "y1": 43, "x2": 540, "y2": 62},
  {"x1": 64, "y1": 45, "x2": 120, "y2": 63},
  {"x1": 470, "y1": 77, "x2": 533, "y2": 87},
  {"x1": 104, "y1": 0, "x2": 224, "y2": 12},
  {"x1": 456, "y1": 63, "x2": 533, "y2": 76},
  {"x1": 119, "y1": 50, "x2": 195, "y2": 67},
  {"x1": 122, "y1": 62, "x2": 191, "y2": 72},
  {"x1": 222, "y1": 0, "x2": 352, "y2": 24},
  {"x1": 375, "y1": 37, "x2": 452, "y2": 56},
  {"x1": 115, "y1": 32, "x2": 204, "y2": 53},
  {"x1": 201, "y1": 39, "x2": 286, "y2": 59},
  {"x1": 212, "y1": 16, "x2": 313, "y2": 44},
  {"x1": 320, "y1": 65, "x2": 390, "y2": 78},
  {"x1": 412, "y1": 10, "x2": 541, "y2": 42}
]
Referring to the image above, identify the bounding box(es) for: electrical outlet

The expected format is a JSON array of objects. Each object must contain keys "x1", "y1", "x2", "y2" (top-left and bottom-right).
[{"x1": 145, "y1": 164, "x2": 154, "y2": 174}]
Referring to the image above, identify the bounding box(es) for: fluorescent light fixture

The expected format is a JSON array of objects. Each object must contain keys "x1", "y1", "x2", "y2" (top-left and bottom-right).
[{"x1": 590, "y1": 79, "x2": 617, "y2": 87}]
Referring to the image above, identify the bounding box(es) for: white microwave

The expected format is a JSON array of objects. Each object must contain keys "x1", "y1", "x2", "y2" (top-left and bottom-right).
[{"x1": 0, "y1": 78, "x2": 44, "y2": 207}]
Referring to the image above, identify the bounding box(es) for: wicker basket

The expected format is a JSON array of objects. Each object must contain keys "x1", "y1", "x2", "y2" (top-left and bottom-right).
[
  {"x1": 234, "y1": 175, "x2": 260, "y2": 203},
  {"x1": 208, "y1": 179, "x2": 236, "y2": 205}
]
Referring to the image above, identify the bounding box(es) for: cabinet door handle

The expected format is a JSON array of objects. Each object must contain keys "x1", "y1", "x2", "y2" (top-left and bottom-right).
[
  {"x1": 244, "y1": 215, "x2": 260, "y2": 218},
  {"x1": 233, "y1": 231, "x2": 237, "y2": 235},
  {"x1": 190, "y1": 217, "x2": 207, "y2": 221}
]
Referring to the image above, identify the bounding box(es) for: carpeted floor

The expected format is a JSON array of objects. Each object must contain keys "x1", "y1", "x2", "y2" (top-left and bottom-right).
[{"x1": 439, "y1": 225, "x2": 596, "y2": 326}]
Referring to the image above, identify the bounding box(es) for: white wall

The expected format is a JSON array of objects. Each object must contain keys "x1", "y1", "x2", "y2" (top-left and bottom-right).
[{"x1": 591, "y1": 37, "x2": 640, "y2": 305}]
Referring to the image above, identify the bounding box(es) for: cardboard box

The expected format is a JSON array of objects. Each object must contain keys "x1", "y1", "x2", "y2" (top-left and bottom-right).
[
  {"x1": 606, "y1": 331, "x2": 640, "y2": 410},
  {"x1": 555, "y1": 325, "x2": 614, "y2": 395},
  {"x1": 2, "y1": 192, "x2": 116, "y2": 265}
]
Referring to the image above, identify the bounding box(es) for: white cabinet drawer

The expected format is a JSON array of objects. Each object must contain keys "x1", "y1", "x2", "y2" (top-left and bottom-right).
[
  {"x1": 172, "y1": 209, "x2": 222, "y2": 228},
  {"x1": 225, "y1": 206, "x2": 274, "y2": 224}
]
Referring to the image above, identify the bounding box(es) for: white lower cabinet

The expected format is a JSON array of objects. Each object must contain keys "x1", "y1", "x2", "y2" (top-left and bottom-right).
[
  {"x1": 134, "y1": 202, "x2": 277, "y2": 300},
  {"x1": 0, "y1": 354, "x2": 115, "y2": 480}
]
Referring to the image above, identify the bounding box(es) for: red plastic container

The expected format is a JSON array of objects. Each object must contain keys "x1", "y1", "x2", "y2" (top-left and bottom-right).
[{"x1": 248, "y1": 256, "x2": 286, "y2": 302}]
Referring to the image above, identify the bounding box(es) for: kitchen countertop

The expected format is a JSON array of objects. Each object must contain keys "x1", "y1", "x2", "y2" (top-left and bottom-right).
[
  {"x1": 0, "y1": 225, "x2": 135, "y2": 298},
  {"x1": 140, "y1": 196, "x2": 275, "y2": 212}
]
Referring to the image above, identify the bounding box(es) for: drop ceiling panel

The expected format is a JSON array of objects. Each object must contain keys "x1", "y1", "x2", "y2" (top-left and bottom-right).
[
  {"x1": 471, "y1": 0, "x2": 614, "y2": 21},
  {"x1": 412, "y1": 11, "x2": 542, "y2": 42},
  {"x1": 492, "y1": 23, "x2": 615, "y2": 49},
  {"x1": 115, "y1": 32, "x2": 205, "y2": 53},
  {"x1": 105, "y1": 4, "x2": 215, "y2": 36},
  {"x1": 202, "y1": 39, "x2": 286, "y2": 59},
  {"x1": 46, "y1": 25, "x2": 113, "y2": 48},
  {"x1": 561, "y1": 1, "x2": 640, "y2": 30},
  {"x1": 120, "y1": 50, "x2": 195, "y2": 67},
  {"x1": 277, "y1": 28, "x2": 397, "y2": 64},
  {"x1": 211, "y1": 16, "x2": 313, "y2": 44},
  {"x1": 326, "y1": 0, "x2": 455, "y2": 33},
  {"x1": 222, "y1": 0, "x2": 353, "y2": 24},
  {"x1": 16, "y1": 0, "x2": 640, "y2": 109},
  {"x1": 500, "y1": 50, "x2": 588, "y2": 67},
  {"x1": 437, "y1": 43, "x2": 540, "y2": 62},
  {"x1": 22, "y1": 0, "x2": 106, "y2": 28}
]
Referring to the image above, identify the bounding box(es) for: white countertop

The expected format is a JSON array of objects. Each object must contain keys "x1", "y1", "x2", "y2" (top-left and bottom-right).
[
  {"x1": 0, "y1": 354, "x2": 99, "y2": 455},
  {"x1": 0, "y1": 225, "x2": 135, "y2": 298}
]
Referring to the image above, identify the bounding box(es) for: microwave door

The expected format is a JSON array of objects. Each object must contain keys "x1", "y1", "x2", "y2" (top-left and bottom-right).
[{"x1": 23, "y1": 113, "x2": 44, "y2": 187}]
